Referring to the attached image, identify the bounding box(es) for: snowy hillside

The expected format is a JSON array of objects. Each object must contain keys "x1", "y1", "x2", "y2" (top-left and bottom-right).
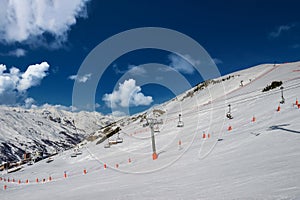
[
  {"x1": 0, "y1": 106, "x2": 115, "y2": 162},
  {"x1": 1, "y1": 61, "x2": 300, "y2": 199}
]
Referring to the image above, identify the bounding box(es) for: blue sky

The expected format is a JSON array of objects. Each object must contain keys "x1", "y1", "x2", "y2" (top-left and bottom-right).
[{"x1": 0, "y1": 0, "x2": 300, "y2": 115}]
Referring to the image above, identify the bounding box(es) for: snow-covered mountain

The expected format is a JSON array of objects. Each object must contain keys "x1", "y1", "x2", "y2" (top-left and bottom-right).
[
  {"x1": 0, "y1": 106, "x2": 116, "y2": 162},
  {"x1": 1, "y1": 61, "x2": 300, "y2": 199}
]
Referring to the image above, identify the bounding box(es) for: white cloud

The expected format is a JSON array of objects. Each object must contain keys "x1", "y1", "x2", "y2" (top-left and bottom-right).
[
  {"x1": 213, "y1": 58, "x2": 223, "y2": 65},
  {"x1": 103, "y1": 79, "x2": 153, "y2": 108},
  {"x1": 113, "y1": 64, "x2": 147, "y2": 76},
  {"x1": 24, "y1": 97, "x2": 36, "y2": 109},
  {"x1": 17, "y1": 62, "x2": 49, "y2": 91},
  {"x1": 112, "y1": 111, "x2": 128, "y2": 117},
  {"x1": 40, "y1": 103, "x2": 75, "y2": 111},
  {"x1": 0, "y1": 48, "x2": 27, "y2": 57},
  {"x1": 0, "y1": 62, "x2": 49, "y2": 104},
  {"x1": 168, "y1": 54, "x2": 200, "y2": 74},
  {"x1": 9, "y1": 48, "x2": 27, "y2": 57},
  {"x1": 128, "y1": 65, "x2": 147, "y2": 76},
  {"x1": 68, "y1": 73, "x2": 91, "y2": 83},
  {"x1": 0, "y1": 64, "x2": 6, "y2": 74},
  {"x1": 269, "y1": 24, "x2": 295, "y2": 38},
  {"x1": 112, "y1": 64, "x2": 126, "y2": 74},
  {"x1": 0, "y1": 0, "x2": 90, "y2": 48}
]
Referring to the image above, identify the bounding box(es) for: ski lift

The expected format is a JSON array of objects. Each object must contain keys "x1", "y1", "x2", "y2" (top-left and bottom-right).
[
  {"x1": 108, "y1": 139, "x2": 118, "y2": 145},
  {"x1": 226, "y1": 104, "x2": 233, "y2": 119},
  {"x1": 70, "y1": 153, "x2": 77, "y2": 158},
  {"x1": 154, "y1": 123, "x2": 160, "y2": 132},
  {"x1": 104, "y1": 139, "x2": 111, "y2": 148},
  {"x1": 116, "y1": 133, "x2": 123, "y2": 143},
  {"x1": 76, "y1": 149, "x2": 82, "y2": 156},
  {"x1": 27, "y1": 160, "x2": 34, "y2": 166},
  {"x1": 46, "y1": 157, "x2": 54, "y2": 163},
  {"x1": 177, "y1": 114, "x2": 184, "y2": 127},
  {"x1": 280, "y1": 86, "x2": 285, "y2": 104},
  {"x1": 240, "y1": 80, "x2": 244, "y2": 87},
  {"x1": 70, "y1": 149, "x2": 77, "y2": 158}
]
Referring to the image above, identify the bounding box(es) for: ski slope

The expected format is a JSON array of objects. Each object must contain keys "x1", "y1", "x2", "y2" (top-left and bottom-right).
[{"x1": 1, "y1": 62, "x2": 300, "y2": 199}]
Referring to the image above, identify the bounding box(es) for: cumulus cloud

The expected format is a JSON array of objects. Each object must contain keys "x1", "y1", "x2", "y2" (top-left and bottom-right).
[
  {"x1": 103, "y1": 79, "x2": 153, "y2": 108},
  {"x1": 24, "y1": 97, "x2": 36, "y2": 109},
  {"x1": 0, "y1": 62, "x2": 49, "y2": 104},
  {"x1": 17, "y1": 62, "x2": 49, "y2": 91},
  {"x1": 68, "y1": 73, "x2": 91, "y2": 83},
  {"x1": 0, "y1": 0, "x2": 90, "y2": 48},
  {"x1": 269, "y1": 24, "x2": 296, "y2": 38},
  {"x1": 168, "y1": 54, "x2": 200, "y2": 74}
]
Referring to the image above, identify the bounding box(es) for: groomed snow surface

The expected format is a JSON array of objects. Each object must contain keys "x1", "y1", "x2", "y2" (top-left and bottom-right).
[{"x1": 1, "y1": 62, "x2": 300, "y2": 199}]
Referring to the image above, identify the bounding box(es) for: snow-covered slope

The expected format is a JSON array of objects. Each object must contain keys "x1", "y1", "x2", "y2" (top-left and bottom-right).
[
  {"x1": 0, "y1": 106, "x2": 115, "y2": 162},
  {"x1": 1, "y1": 61, "x2": 300, "y2": 199}
]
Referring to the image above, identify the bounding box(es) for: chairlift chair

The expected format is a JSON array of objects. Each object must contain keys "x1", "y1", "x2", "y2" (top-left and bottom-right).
[
  {"x1": 108, "y1": 139, "x2": 117, "y2": 145},
  {"x1": 177, "y1": 114, "x2": 184, "y2": 127},
  {"x1": 226, "y1": 104, "x2": 233, "y2": 119},
  {"x1": 177, "y1": 121, "x2": 184, "y2": 127},
  {"x1": 104, "y1": 139, "x2": 111, "y2": 148},
  {"x1": 280, "y1": 86, "x2": 285, "y2": 104},
  {"x1": 70, "y1": 152, "x2": 77, "y2": 158},
  {"x1": 226, "y1": 112, "x2": 233, "y2": 119},
  {"x1": 76, "y1": 149, "x2": 82, "y2": 156},
  {"x1": 46, "y1": 157, "x2": 54, "y2": 163},
  {"x1": 154, "y1": 124, "x2": 160, "y2": 132},
  {"x1": 27, "y1": 161, "x2": 34, "y2": 166},
  {"x1": 71, "y1": 149, "x2": 77, "y2": 158},
  {"x1": 116, "y1": 133, "x2": 123, "y2": 143}
]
